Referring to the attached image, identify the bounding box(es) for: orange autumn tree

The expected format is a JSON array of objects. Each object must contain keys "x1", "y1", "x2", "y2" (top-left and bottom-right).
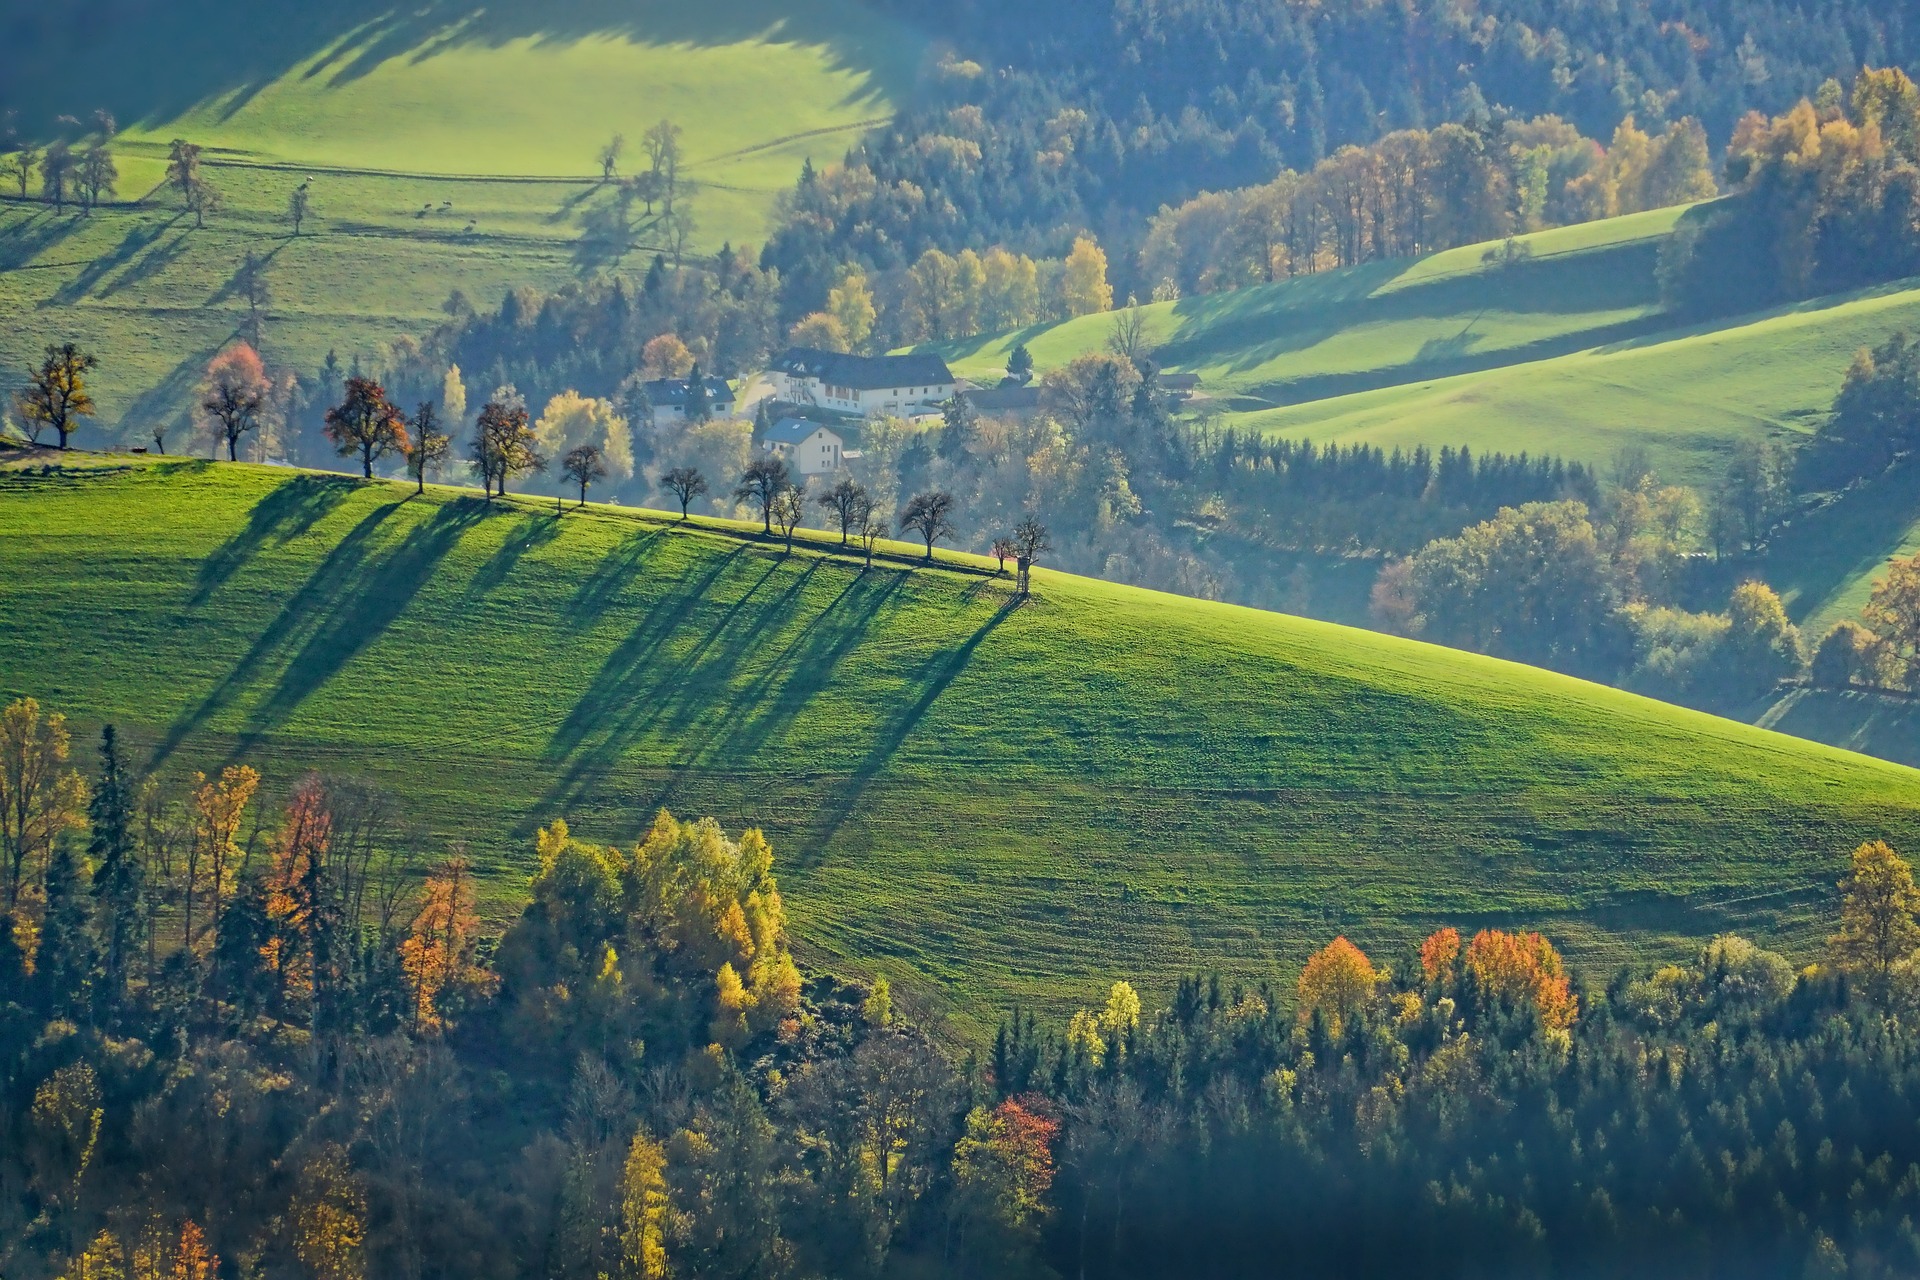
[
  {"x1": 400, "y1": 853, "x2": 493, "y2": 1033},
  {"x1": 262, "y1": 775, "x2": 334, "y2": 1009},
  {"x1": 1297, "y1": 936, "x2": 1381, "y2": 1038},
  {"x1": 1420, "y1": 927, "x2": 1462, "y2": 982},
  {"x1": 952, "y1": 1097, "x2": 1058, "y2": 1266},
  {"x1": 1463, "y1": 929, "x2": 1578, "y2": 1030}
]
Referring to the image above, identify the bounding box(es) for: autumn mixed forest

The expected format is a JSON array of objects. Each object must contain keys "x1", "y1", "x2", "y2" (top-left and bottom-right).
[{"x1": 10, "y1": 0, "x2": 1920, "y2": 1275}]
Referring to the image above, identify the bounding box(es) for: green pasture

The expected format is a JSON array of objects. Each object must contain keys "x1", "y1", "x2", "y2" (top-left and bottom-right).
[
  {"x1": 4, "y1": 458, "x2": 1918, "y2": 1033},
  {"x1": 0, "y1": 0, "x2": 921, "y2": 434},
  {"x1": 930, "y1": 208, "x2": 1687, "y2": 402}
]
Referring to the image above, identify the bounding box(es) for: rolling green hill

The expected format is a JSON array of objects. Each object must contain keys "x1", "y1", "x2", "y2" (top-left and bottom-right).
[
  {"x1": 0, "y1": 0, "x2": 921, "y2": 427},
  {"x1": 929, "y1": 207, "x2": 1920, "y2": 489},
  {"x1": 5, "y1": 455, "x2": 1920, "y2": 1032},
  {"x1": 926, "y1": 207, "x2": 1920, "y2": 664}
]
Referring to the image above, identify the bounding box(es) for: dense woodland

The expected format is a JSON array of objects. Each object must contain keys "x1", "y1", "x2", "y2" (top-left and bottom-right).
[
  {"x1": 7, "y1": 695, "x2": 1920, "y2": 1278},
  {"x1": 760, "y1": 2, "x2": 1915, "y2": 322}
]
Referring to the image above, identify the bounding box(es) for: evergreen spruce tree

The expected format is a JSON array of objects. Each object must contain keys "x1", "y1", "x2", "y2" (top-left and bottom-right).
[
  {"x1": 210, "y1": 876, "x2": 272, "y2": 1027},
  {"x1": 88, "y1": 725, "x2": 141, "y2": 1015},
  {"x1": 36, "y1": 837, "x2": 96, "y2": 1021}
]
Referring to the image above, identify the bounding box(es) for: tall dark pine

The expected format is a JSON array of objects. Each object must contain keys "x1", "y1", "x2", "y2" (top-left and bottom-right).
[
  {"x1": 89, "y1": 725, "x2": 141, "y2": 1014},
  {"x1": 35, "y1": 839, "x2": 96, "y2": 1021}
]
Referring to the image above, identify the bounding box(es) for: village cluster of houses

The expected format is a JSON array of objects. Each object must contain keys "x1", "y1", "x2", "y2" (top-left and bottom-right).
[{"x1": 635, "y1": 345, "x2": 1196, "y2": 480}]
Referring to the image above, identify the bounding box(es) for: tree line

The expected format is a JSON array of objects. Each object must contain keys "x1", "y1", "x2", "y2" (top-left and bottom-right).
[
  {"x1": 1663, "y1": 67, "x2": 1920, "y2": 317},
  {"x1": 5, "y1": 690, "x2": 1920, "y2": 1277},
  {"x1": 1140, "y1": 112, "x2": 1714, "y2": 298}
]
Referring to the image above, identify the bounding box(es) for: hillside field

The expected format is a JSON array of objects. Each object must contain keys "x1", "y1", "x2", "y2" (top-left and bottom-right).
[
  {"x1": 0, "y1": 0, "x2": 921, "y2": 428},
  {"x1": 4, "y1": 456, "x2": 1920, "y2": 1033}
]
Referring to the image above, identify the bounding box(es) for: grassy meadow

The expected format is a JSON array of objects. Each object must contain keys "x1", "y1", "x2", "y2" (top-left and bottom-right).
[
  {"x1": 5, "y1": 456, "x2": 1920, "y2": 1032},
  {"x1": 0, "y1": 0, "x2": 922, "y2": 430}
]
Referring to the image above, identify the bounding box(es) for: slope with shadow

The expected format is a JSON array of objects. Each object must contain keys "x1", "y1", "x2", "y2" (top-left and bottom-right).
[{"x1": 4, "y1": 459, "x2": 1920, "y2": 1032}]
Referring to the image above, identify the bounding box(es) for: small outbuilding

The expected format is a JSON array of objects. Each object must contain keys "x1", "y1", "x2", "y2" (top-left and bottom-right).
[{"x1": 761, "y1": 418, "x2": 847, "y2": 478}]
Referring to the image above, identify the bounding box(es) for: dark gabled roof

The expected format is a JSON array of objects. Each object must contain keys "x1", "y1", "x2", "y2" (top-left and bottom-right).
[
  {"x1": 965, "y1": 385, "x2": 1042, "y2": 412},
  {"x1": 643, "y1": 376, "x2": 734, "y2": 407},
  {"x1": 764, "y1": 417, "x2": 841, "y2": 446},
  {"x1": 771, "y1": 347, "x2": 954, "y2": 391}
]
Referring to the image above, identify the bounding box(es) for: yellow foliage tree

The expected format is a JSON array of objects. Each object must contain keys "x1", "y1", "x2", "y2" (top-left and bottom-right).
[
  {"x1": 827, "y1": 266, "x2": 877, "y2": 351},
  {"x1": 1865, "y1": 554, "x2": 1920, "y2": 688},
  {"x1": 1830, "y1": 840, "x2": 1920, "y2": 999},
  {"x1": 788, "y1": 311, "x2": 851, "y2": 353},
  {"x1": 1061, "y1": 234, "x2": 1113, "y2": 316},
  {"x1": 619, "y1": 1128, "x2": 674, "y2": 1279},
  {"x1": 400, "y1": 854, "x2": 494, "y2": 1033},
  {"x1": 187, "y1": 764, "x2": 258, "y2": 950},
  {"x1": 292, "y1": 1145, "x2": 367, "y2": 1280},
  {"x1": 1297, "y1": 936, "x2": 1380, "y2": 1038},
  {"x1": 640, "y1": 333, "x2": 695, "y2": 380},
  {"x1": 0, "y1": 695, "x2": 88, "y2": 918},
  {"x1": 58, "y1": 1230, "x2": 126, "y2": 1280},
  {"x1": 534, "y1": 390, "x2": 633, "y2": 481}
]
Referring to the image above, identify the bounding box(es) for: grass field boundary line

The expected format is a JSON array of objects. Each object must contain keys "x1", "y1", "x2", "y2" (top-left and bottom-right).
[
  {"x1": 691, "y1": 115, "x2": 894, "y2": 166},
  {"x1": 195, "y1": 156, "x2": 607, "y2": 186}
]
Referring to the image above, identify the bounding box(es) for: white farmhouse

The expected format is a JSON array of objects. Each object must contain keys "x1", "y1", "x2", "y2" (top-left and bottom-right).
[
  {"x1": 767, "y1": 348, "x2": 955, "y2": 418},
  {"x1": 761, "y1": 418, "x2": 847, "y2": 478}
]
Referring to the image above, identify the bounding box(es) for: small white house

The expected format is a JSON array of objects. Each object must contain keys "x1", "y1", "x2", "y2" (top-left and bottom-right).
[{"x1": 761, "y1": 418, "x2": 847, "y2": 478}]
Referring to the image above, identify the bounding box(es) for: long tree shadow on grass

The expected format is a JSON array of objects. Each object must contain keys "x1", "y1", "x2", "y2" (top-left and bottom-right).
[
  {"x1": 794, "y1": 596, "x2": 1020, "y2": 861},
  {"x1": 527, "y1": 553, "x2": 814, "y2": 824},
  {"x1": 531, "y1": 550, "x2": 907, "y2": 827},
  {"x1": 235, "y1": 498, "x2": 490, "y2": 746},
  {"x1": 191, "y1": 472, "x2": 360, "y2": 604},
  {"x1": 564, "y1": 524, "x2": 672, "y2": 628},
  {"x1": 154, "y1": 498, "x2": 408, "y2": 764},
  {"x1": 654, "y1": 566, "x2": 911, "y2": 791},
  {"x1": 463, "y1": 509, "x2": 563, "y2": 600}
]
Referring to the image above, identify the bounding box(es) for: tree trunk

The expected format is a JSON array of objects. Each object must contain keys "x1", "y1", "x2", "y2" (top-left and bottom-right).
[
  {"x1": 227, "y1": 433, "x2": 239, "y2": 462},
  {"x1": 361, "y1": 443, "x2": 374, "y2": 479},
  {"x1": 578, "y1": 482, "x2": 587, "y2": 507}
]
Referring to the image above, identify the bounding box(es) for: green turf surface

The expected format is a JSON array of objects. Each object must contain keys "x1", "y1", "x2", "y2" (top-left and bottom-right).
[
  {"x1": 0, "y1": 0, "x2": 920, "y2": 433},
  {"x1": 930, "y1": 209, "x2": 1686, "y2": 408},
  {"x1": 5, "y1": 457, "x2": 1919, "y2": 1032}
]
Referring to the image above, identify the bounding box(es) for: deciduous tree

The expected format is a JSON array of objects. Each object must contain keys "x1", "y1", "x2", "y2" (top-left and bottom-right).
[
  {"x1": 199, "y1": 343, "x2": 269, "y2": 462},
  {"x1": 288, "y1": 180, "x2": 312, "y2": 235},
  {"x1": 1831, "y1": 840, "x2": 1920, "y2": 1000},
  {"x1": 1464, "y1": 929, "x2": 1577, "y2": 1031},
  {"x1": 324, "y1": 376, "x2": 409, "y2": 479},
  {"x1": 405, "y1": 400, "x2": 451, "y2": 493},
  {"x1": 562, "y1": 443, "x2": 609, "y2": 507},
  {"x1": 1011, "y1": 516, "x2": 1050, "y2": 595},
  {"x1": 660, "y1": 465, "x2": 708, "y2": 518},
  {"x1": 1297, "y1": 936, "x2": 1379, "y2": 1038},
  {"x1": 898, "y1": 490, "x2": 957, "y2": 561},
  {"x1": 639, "y1": 333, "x2": 694, "y2": 380},
  {"x1": 817, "y1": 476, "x2": 868, "y2": 546},
  {"x1": 17, "y1": 342, "x2": 98, "y2": 449},
  {"x1": 735, "y1": 456, "x2": 792, "y2": 534},
  {"x1": 400, "y1": 854, "x2": 487, "y2": 1033},
  {"x1": 772, "y1": 483, "x2": 807, "y2": 551},
  {"x1": 0, "y1": 696, "x2": 87, "y2": 916},
  {"x1": 1865, "y1": 553, "x2": 1920, "y2": 688},
  {"x1": 186, "y1": 765, "x2": 258, "y2": 952},
  {"x1": 1062, "y1": 234, "x2": 1113, "y2": 316}
]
